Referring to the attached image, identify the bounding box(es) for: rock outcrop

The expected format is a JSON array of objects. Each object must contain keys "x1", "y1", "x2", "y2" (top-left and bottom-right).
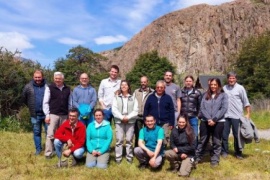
[{"x1": 100, "y1": 0, "x2": 270, "y2": 77}]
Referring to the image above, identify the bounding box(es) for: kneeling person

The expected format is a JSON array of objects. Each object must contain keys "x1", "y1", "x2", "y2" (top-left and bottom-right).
[
  {"x1": 134, "y1": 115, "x2": 164, "y2": 169},
  {"x1": 54, "y1": 108, "x2": 86, "y2": 167}
]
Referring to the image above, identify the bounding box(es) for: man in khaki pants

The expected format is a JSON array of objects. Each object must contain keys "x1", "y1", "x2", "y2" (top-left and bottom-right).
[{"x1": 43, "y1": 72, "x2": 71, "y2": 159}]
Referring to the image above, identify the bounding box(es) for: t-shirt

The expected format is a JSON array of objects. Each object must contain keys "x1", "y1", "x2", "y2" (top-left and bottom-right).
[{"x1": 165, "y1": 83, "x2": 181, "y2": 111}]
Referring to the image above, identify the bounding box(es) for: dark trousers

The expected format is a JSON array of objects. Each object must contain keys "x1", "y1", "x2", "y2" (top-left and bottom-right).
[
  {"x1": 222, "y1": 118, "x2": 242, "y2": 156},
  {"x1": 134, "y1": 117, "x2": 144, "y2": 147},
  {"x1": 196, "y1": 121, "x2": 224, "y2": 164}
]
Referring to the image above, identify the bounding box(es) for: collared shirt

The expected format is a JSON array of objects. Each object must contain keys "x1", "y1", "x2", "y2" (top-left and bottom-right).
[{"x1": 98, "y1": 77, "x2": 121, "y2": 109}]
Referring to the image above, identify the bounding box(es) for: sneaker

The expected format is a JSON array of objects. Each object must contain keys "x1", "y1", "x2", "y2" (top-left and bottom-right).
[
  {"x1": 138, "y1": 163, "x2": 147, "y2": 170},
  {"x1": 221, "y1": 153, "x2": 228, "y2": 158},
  {"x1": 115, "y1": 160, "x2": 121, "y2": 164},
  {"x1": 235, "y1": 155, "x2": 243, "y2": 160},
  {"x1": 210, "y1": 162, "x2": 218, "y2": 168},
  {"x1": 55, "y1": 160, "x2": 68, "y2": 168},
  {"x1": 35, "y1": 150, "x2": 41, "y2": 155},
  {"x1": 255, "y1": 139, "x2": 260, "y2": 143},
  {"x1": 127, "y1": 159, "x2": 133, "y2": 164}
]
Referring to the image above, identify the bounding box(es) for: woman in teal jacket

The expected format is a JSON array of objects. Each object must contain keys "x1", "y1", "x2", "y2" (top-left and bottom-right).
[{"x1": 85, "y1": 109, "x2": 113, "y2": 169}]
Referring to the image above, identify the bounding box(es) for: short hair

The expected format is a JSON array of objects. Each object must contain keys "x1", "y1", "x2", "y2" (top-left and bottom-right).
[
  {"x1": 111, "y1": 65, "x2": 119, "y2": 73},
  {"x1": 145, "y1": 114, "x2": 155, "y2": 121},
  {"x1": 156, "y1": 80, "x2": 166, "y2": 87},
  {"x1": 227, "y1": 71, "x2": 237, "y2": 79},
  {"x1": 69, "y1": 108, "x2": 80, "y2": 116},
  {"x1": 34, "y1": 69, "x2": 44, "y2": 77},
  {"x1": 164, "y1": 70, "x2": 173, "y2": 76},
  {"x1": 184, "y1": 75, "x2": 194, "y2": 81},
  {"x1": 54, "y1": 71, "x2": 64, "y2": 79},
  {"x1": 94, "y1": 108, "x2": 104, "y2": 116}
]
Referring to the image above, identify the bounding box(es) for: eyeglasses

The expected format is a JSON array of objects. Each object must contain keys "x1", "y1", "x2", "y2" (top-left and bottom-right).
[{"x1": 156, "y1": 86, "x2": 164, "y2": 89}]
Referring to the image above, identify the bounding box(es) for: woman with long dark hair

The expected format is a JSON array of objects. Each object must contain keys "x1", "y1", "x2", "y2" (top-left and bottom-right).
[
  {"x1": 195, "y1": 78, "x2": 228, "y2": 167},
  {"x1": 112, "y1": 80, "x2": 138, "y2": 164},
  {"x1": 165, "y1": 114, "x2": 195, "y2": 177}
]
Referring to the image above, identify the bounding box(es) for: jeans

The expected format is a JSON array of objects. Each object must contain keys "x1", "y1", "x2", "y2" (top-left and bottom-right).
[
  {"x1": 222, "y1": 118, "x2": 241, "y2": 156},
  {"x1": 103, "y1": 108, "x2": 113, "y2": 123},
  {"x1": 134, "y1": 117, "x2": 144, "y2": 147},
  {"x1": 189, "y1": 117, "x2": 198, "y2": 146},
  {"x1": 31, "y1": 116, "x2": 47, "y2": 153},
  {"x1": 54, "y1": 139, "x2": 85, "y2": 159}
]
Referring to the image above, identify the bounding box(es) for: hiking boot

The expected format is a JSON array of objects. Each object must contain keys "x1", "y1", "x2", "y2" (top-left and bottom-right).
[{"x1": 138, "y1": 163, "x2": 148, "y2": 170}]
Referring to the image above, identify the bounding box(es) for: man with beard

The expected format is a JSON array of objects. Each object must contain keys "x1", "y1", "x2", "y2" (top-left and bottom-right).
[
  {"x1": 164, "y1": 71, "x2": 182, "y2": 125},
  {"x1": 22, "y1": 70, "x2": 48, "y2": 155},
  {"x1": 133, "y1": 76, "x2": 154, "y2": 147}
]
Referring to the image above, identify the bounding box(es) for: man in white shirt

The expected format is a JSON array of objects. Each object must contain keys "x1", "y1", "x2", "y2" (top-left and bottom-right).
[{"x1": 98, "y1": 65, "x2": 121, "y2": 122}]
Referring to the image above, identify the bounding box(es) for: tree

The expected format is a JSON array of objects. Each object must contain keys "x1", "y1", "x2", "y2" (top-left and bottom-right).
[
  {"x1": 0, "y1": 48, "x2": 48, "y2": 117},
  {"x1": 232, "y1": 31, "x2": 270, "y2": 100},
  {"x1": 126, "y1": 51, "x2": 176, "y2": 90},
  {"x1": 54, "y1": 45, "x2": 108, "y2": 89}
]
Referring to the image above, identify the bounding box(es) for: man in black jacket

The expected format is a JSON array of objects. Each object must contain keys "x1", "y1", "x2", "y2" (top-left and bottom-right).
[{"x1": 22, "y1": 70, "x2": 47, "y2": 155}]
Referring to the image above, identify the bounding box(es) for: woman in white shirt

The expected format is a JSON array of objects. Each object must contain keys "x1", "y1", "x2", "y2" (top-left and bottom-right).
[{"x1": 112, "y1": 80, "x2": 138, "y2": 164}]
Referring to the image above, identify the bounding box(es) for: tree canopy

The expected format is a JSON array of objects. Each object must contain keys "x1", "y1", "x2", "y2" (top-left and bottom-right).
[
  {"x1": 232, "y1": 31, "x2": 270, "y2": 100},
  {"x1": 54, "y1": 45, "x2": 108, "y2": 89},
  {"x1": 126, "y1": 50, "x2": 176, "y2": 91}
]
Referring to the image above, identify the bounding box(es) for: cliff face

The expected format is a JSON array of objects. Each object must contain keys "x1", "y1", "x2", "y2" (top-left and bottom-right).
[{"x1": 100, "y1": 0, "x2": 270, "y2": 77}]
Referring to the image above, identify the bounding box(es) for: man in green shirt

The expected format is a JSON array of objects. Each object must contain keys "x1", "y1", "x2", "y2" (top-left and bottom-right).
[{"x1": 134, "y1": 115, "x2": 164, "y2": 169}]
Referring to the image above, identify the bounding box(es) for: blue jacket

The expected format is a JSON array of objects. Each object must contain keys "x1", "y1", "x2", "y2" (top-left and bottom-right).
[
  {"x1": 86, "y1": 120, "x2": 113, "y2": 154},
  {"x1": 143, "y1": 92, "x2": 175, "y2": 126},
  {"x1": 71, "y1": 85, "x2": 97, "y2": 109}
]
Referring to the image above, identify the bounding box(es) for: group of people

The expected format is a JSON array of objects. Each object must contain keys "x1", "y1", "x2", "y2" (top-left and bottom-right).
[{"x1": 22, "y1": 65, "x2": 254, "y2": 177}]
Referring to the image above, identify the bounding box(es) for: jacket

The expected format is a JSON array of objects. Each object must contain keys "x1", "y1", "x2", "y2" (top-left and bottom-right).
[
  {"x1": 170, "y1": 126, "x2": 195, "y2": 156},
  {"x1": 86, "y1": 120, "x2": 113, "y2": 154},
  {"x1": 143, "y1": 92, "x2": 175, "y2": 126},
  {"x1": 180, "y1": 87, "x2": 202, "y2": 117},
  {"x1": 54, "y1": 120, "x2": 86, "y2": 152},
  {"x1": 200, "y1": 93, "x2": 228, "y2": 122},
  {"x1": 71, "y1": 85, "x2": 97, "y2": 109},
  {"x1": 22, "y1": 80, "x2": 47, "y2": 117},
  {"x1": 238, "y1": 117, "x2": 259, "y2": 151},
  {"x1": 133, "y1": 87, "x2": 154, "y2": 116},
  {"x1": 112, "y1": 94, "x2": 138, "y2": 124}
]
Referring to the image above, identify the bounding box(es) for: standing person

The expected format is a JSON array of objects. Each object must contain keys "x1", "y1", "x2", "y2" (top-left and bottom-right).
[
  {"x1": 98, "y1": 65, "x2": 121, "y2": 123},
  {"x1": 22, "y1": 70, "x2": 48, "y2": 155},
  {"x1": 180, "y1": 75, "x2": 202, "y2": 146},
  {"x1": 164, "y1": 71, "x2": 182, "y2": 125},
  {"x1": 54, "y1": 108, "x2": 86, "y2": 167},
  {"x1": 165, "y1": 114, "x2": 195, "y2": 177},
  {"x1": 85, "y1": 109, "x2": 113, "y2": 169},
  {"x1": 133, "y1": 76, "x2": 154, "y2": 147},
  {"x1": 43, "y1": 72, "x2": 71, "y2": 159},
  {"x1": 134, "y1": 115, "x2": 164, "y2": 169},
  {"x1": 144, "y1": 80, "x2": 175, "y2": 147},
  {"x1": 112, "y1": 80, "x2": 138, "y2": 164},
  {"x1": 195, "y1": 78, "x2": 228, "y2": 167},
  {"x1": 222, "y1": 72, "x2": 251, "y2": 159},
  {"x1": 71, "y1": 73, "x2": 97, "y2": 126}
]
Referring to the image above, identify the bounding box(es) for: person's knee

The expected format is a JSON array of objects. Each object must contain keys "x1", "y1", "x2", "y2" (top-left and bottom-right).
[
  {"x1": 85, "y1": 161, "x2": 96, "y2": 168},
  {"x1": 53, "y1": 139, "x2": 62, "y2": 146},
  {"x1": 73, "y1": 150, "x2": 84, "y2": 159},
  {"x1": 96, "y1": 163, "x2": 108, "y2": 169}
]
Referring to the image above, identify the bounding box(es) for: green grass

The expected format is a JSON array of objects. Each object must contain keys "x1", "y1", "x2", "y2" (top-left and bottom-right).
[
  {"x1": 251, "y1": 111, "x2": 270, "y2": 129},
  {"x1": 1, "y1": 131, "x2": 270, "y2": 180}
]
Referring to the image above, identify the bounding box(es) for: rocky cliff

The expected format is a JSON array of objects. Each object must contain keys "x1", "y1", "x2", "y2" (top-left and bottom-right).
[{"x1": 100, "y1": 0, "x2": 270, "y2": 77}]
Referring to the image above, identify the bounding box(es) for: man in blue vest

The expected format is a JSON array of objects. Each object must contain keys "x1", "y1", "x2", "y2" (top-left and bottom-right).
[
  {"x1": 22, "y1": 70, "x2": 47, "y2": 155},
  {"x1": 134, "y1": 115, "x2": 164, "y2": 169}
]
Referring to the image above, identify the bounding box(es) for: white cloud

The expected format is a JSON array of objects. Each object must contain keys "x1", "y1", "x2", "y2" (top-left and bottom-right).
[
  {"x1": 58, "y1": 37, "x2": 85, "y2": 45},
  {"x1": 0, "y1": 31, "x2": 34, "y2": 52},
  {"x1": 94, "y1": 35, "x2": 128, "y2": 45}
]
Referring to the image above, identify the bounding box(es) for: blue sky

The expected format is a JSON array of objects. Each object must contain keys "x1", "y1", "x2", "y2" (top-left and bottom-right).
[{"x1": 0, "y1": 0, "x2": 233, "y2": 68}]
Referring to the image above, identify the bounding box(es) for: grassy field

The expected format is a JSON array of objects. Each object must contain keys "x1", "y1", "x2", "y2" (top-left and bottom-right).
[
  {"x1": 251, "y1": 111, "x2": 270, "y2": 129},
  {"x1": 0, "y1": 130, "x2": 270, "y2": 180}
]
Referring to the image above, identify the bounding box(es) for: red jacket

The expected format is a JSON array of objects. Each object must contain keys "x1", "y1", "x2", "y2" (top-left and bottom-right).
[{"x1": 54, "y1": 120, "x2": 86, "y2": 152}]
